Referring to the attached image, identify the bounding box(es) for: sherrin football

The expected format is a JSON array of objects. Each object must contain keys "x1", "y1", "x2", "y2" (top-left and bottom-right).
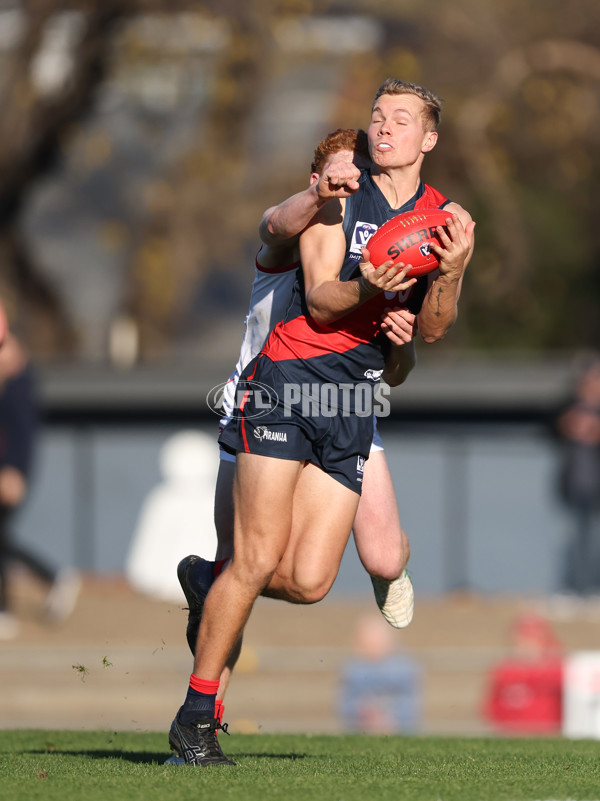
[{"x1": 366, "y1": 208, "x2": 451, "y2": 277}]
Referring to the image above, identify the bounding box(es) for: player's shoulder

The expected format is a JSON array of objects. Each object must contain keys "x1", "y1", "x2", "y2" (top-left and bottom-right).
[
  {"x1": 443, "y1": 200, "x2": 472, "y2": 226},
  {"x1": 420, "y1": 182, "x2": 451, "y2": 209},
  {"x1": 424, "y1": 181, "x2": 472, "y2": 226}
]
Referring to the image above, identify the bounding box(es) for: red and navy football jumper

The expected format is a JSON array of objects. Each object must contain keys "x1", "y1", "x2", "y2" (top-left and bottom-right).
[
  {"x1": 261, "y1": 176, "x2": 450, "y2": 398},
  {"x1": 218, "y1": 174, "x2": 449, "y2": 491}
]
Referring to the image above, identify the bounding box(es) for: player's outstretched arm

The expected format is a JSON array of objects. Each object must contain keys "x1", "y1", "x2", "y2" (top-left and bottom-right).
[
  {"x1": 258, "y1": 156, "x2": 361, "y2": 247},
  {"x1": 417, "y1": 205, "x2": 475, "y2": 343}
]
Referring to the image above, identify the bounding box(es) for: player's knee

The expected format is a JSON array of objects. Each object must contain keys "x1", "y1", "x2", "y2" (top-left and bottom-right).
[
  {"x1": 358, "y1": 549, "x2": 401, "y2": 580},
  {"x1": 359, "y1": 529, "x2": 410, "y2": 580},
  {"x1": 232, "y1": 546, "x2": 280, "y2": 591},
  {"x1": 285, "y1": 570, "x2": 336, "y2": 604}
]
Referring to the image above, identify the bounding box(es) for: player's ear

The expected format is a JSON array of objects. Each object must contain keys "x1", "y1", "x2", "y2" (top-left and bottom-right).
[
  {"x1": 422, "y1": 130, "x2": 438, "y2": 153},
  {"x1": 309, "y1": 172, "x2": 319, "y2": 186}
]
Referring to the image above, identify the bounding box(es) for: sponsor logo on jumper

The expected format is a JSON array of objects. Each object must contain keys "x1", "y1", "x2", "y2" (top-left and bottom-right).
[
  {"x1": 253, "y1": 426, "x2": 288, "y2": 443},
  {"x1": 349, "y1": 221, "x2": 378, "y2": 257},
  {"x1": 364, "y1": 369, "x2": 383, "y2": 381}
]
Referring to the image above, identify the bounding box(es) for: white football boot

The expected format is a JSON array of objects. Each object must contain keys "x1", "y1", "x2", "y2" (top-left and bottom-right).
[{"x1": 370, "y1": 569, "x2": 414, "y2": 628}]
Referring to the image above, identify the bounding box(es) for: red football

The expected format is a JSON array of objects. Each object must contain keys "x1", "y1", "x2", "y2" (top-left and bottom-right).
[{"x1": 366, "y1": 208, "x2": 451, "y2": 277}]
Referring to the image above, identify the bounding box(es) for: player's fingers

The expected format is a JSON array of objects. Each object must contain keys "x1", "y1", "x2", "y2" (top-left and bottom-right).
[
  {"x1": 383, "y1": 262, "x2": 412, "y2": 281},
  {"x1": 367, "y1": 259, "x2": 395, "y2": 278},
  {"x1": 328, "y1": 164, "x2": 360, "y2": 184},
  {"x1": 387, "y1": 275, "x2": 417, "y2": 292},
  {"x1": 428, "y1": 240, "x2": 445, "y2": 256},
  {"x1": 378, "y1": 259, "x2": 396, "y2": 273},
  {"x1": 382, "y1": 323, "x2": 412, "y2": 346},
  {"x1": 386, "y1": 309, "x2": 416, "y2": 327},
  {"x1": 385, "y1": 319, "x2": 412, "y2": 338},
  {"x1": 436, "y1": 223, "x2": 451, "y2": 240},
  {"x1": 440, "y1": 215, "x2": 467, "y2": 246}
]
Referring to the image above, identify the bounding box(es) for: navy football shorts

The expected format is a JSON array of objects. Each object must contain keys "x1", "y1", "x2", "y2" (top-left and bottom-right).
[{"x1": 218, "y1": 355, "x2": 374, "y2": 495}]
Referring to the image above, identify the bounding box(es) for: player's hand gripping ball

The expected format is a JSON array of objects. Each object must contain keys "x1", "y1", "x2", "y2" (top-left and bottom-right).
[{"x1": 366, "y1": 208, "x2": 450, "y2": 277}]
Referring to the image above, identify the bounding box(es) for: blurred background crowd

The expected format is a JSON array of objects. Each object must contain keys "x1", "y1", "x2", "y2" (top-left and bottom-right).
[{"x1": 0, "y1": 0, "x2": 599, "y2": 738}]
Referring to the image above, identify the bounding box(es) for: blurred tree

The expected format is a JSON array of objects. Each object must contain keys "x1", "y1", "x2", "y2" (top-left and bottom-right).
[
  {"x1": 0, "y1": 0, "x2": 325, "y2": 359},
  {"x1": 0, "y1": 0, "x2": 598, "y2": 361},
  {"x1": 0, "y1": 0, "x2": 131, "y2": 355},
  {"x1": 334, "y1": 0, "x2": 600, "y2": 352},
  {"x1": 126, "y1": 1, "x2": 281, "y2": 357}
]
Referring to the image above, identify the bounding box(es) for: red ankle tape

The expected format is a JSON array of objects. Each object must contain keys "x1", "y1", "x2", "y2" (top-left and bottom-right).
[{"x1": 189, "y1": 674, "x2": 220, "y2": 695}]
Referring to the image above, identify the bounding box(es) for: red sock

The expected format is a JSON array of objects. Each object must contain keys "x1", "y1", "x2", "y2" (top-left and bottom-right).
[
  {"x1": 215, "y1": 699, "x2": 225, "y2": 724},
  {"x1": 189, "y1": 674, "x2": 220, "y2": 695},
  {"x1": 214, "y1": 559, "x2": 230, "y2": 578}
]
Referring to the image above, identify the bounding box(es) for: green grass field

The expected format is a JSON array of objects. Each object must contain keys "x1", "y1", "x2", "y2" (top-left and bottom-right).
[{"x1": 2, "y1": 730, "x2": 600, "y2": 801}]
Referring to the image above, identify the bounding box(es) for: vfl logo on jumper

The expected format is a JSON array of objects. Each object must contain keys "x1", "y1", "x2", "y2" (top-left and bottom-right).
[
  {"x1": 206, "y1": 379, "x2": 278, "y2": 420},
  {"x1": 349, "y1": 221, "x2": 378, "y2": 257},
  {"x1": 356, "y1": 455, "x2": 365, "y2": 483},
  {"x1": 253, "y1": 426, "x2": 288, "y2": 444},
  {"x1": 364, "y1": 369, "x2": 383, "y2": 382}
]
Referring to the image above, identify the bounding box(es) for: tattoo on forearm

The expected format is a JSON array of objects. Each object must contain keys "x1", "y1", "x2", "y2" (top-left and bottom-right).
[{"x1": 434, "y1": 287, "x2": 443, "y2": 317}]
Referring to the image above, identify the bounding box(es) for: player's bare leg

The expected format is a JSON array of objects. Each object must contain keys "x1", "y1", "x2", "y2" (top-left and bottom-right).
[
  {"x1": 169, "y1": 453, "x2": 302, "y2": 766},
  {"x1": 354, "y1": 450, "x2": 409, "y2": 578},
  {"x1": 212, "y1": 457, "x2": 243, "y2": 713},
  {"x1": 353, "y1": 449, "x2": 414, "y2": 627},
  {"x1": 265, "y1": 461, "x2": 360, "y2": 603},
  {"x1": 182, "y1": 453, "x2": 366, "y2": 715},
  {"x1": 214, "y1": 459, "x2": 235, "y2": 561},
  {"x1": 194, "y1": 453, "x2": 302, "y2": 681}
]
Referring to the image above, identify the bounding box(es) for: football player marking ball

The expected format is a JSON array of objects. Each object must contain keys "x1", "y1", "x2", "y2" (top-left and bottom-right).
[{"x1": 366, "y1": 208, "x2": 451, "y2": 277}]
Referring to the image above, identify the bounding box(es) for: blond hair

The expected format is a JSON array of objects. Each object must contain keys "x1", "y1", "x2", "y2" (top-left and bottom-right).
[{"x1": 372, "y1": 78, "x2": 443, "y2": 131}]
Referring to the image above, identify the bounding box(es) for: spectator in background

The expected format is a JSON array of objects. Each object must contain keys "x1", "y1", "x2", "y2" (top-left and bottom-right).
[
  {"x1": 483, "y1": 611, "x2": 563, "y2": 734},
  {"x1": 0, "y1": 331, "x2": 81, "y2": 638},
  {"x1": 555, "y1": 355, "x2": 600, "y2": 596},
  {"x1": 338, "y1": 613, "x2": 421, "y2": 733}
]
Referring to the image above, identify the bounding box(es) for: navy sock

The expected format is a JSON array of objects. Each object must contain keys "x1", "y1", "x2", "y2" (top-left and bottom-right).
[{"x1": 179, "y1": 686, "x2": 217, "y2": 725}]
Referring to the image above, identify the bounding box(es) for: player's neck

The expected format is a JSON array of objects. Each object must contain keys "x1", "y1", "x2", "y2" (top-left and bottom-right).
[{"x1": 371, "y1": 166, "x2": 422, "y2": 211}]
